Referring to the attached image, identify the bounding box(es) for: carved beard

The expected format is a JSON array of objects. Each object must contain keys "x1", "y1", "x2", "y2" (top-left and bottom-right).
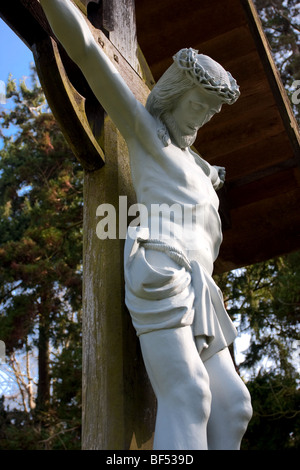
[{"x1": 161, "y1": 112, "x2": 197, "y2": 149}]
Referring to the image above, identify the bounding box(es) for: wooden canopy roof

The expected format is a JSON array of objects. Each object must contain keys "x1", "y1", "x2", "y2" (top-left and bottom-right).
[
  {"x1": 1, "y1": 0, "x2": 300, "y2": 273},
  {"x1": 135, "y1": 0, "x2": 300, "y2": 273}
]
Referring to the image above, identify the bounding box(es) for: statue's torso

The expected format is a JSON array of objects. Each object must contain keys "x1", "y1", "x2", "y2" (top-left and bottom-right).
[{"x1": 127, "y1": 121, "x2": 222, "y2": 275}]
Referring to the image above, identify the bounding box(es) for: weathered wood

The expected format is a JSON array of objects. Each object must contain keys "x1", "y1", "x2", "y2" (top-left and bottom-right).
[
  {"x1": 198, "y1": 103, "x2": 286, "y2": 163},
  {"x1": 215, "y1": 184, "x2": 300, "y2": 273},
  {"x1": 108, "y1": 0, "x2": 141, "y2": 74},
  {"x1": 33, "y1": 36, "x2": 106, "y2": 171},
  {"x1": 228, "y1": 166, "x2": 300, "y2": 209},
  {"x1": 211, "y1": 132, "x2": 295, "y2": 183},
  {"x1": 82, "y1": 118, "x2": 156, "y2": 449},
  {"x1": 31, "y1": 9, "x2": 151, "y2": 171},
  {"x1": 0, "y1": 0, "x2": 151, "y2": 172},
  {"x1": 135, "y1": 0, "x2": 247, "y2": 78},
  {"x1": 80, "y1": 1, "x2": 156, "y2": 450}
]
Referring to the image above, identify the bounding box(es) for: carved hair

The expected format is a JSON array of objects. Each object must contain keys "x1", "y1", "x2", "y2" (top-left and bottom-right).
[
  {"x1": 173, "y1": 48, "x2": 240, "y2": 104},
  {"x1": 146, "y1": 48, "x2": 240, "y2": 121}
]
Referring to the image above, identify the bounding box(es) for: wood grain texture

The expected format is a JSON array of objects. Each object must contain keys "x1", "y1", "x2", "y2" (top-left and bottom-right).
[{"x1": 80, "y1": 1, "x2": 156, "y2": 450}]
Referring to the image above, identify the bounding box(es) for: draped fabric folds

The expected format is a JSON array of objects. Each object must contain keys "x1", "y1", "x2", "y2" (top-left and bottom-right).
[{"x1": 124, "y1": 230, "x2": 237, "y2": 362}]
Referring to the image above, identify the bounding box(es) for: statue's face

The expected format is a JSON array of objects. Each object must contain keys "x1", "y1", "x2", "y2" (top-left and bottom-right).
[{"x1": 170, "y1": 86, "x2": 223, "y2": 140}]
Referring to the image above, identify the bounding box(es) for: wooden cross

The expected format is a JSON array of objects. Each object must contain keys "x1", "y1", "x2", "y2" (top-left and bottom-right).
[{"x1": 0, "y1": 0, "x2": 156, "y2": 450}]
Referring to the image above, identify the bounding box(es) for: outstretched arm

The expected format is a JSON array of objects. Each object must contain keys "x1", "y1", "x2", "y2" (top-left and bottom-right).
[{"x1": 39, "y1": 0, "x2": 143, "y2": 139}]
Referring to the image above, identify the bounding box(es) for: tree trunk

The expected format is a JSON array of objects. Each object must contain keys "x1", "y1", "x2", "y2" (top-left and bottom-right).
[{"x1": 36, "y1": 295, "x2": 50, "y2": 411}]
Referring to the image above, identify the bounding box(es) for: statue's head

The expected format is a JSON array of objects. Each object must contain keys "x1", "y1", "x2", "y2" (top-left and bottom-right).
[{"x1": 146, "y1": 48, "x2": 240, "y2": 148}]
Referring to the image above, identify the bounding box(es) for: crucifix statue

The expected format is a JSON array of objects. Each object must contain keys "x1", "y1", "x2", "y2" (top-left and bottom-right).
[{"x1": 38, "y1": 0, "x2": 253, "y2": 450}]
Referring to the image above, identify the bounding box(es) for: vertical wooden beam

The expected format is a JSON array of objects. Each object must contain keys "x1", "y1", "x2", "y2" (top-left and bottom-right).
[
  {"x1": 82, "y1": 1, "x2": 156, "y2": 450},
  {"x1": 108, "y1": 0, "x2": 142, "y2": 76}
]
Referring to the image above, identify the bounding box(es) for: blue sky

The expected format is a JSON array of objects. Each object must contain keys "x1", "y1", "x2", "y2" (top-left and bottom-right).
[
  {"x1": 0, "y1": 20, "x2": 36, "y2": 401},
  {"x1": 0, "y1": 18, "x2": 35, "y2": 143},
  {"x1": 0, "y1": 17, "x2": 34, "y2": 89}
]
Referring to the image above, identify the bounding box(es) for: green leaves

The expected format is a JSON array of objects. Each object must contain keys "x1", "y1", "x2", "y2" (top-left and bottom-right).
[
  {"x1": 0, "y1": 68, "x2": 83, "y2": 448},
  {"x1": 215, "y1": 252, "x2": 300, "y2": 450}
]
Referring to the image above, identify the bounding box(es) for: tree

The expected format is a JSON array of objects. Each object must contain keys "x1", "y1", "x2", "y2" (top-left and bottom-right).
[
  {"x1": 254, "y1": 0, "x2": 300, "y2": 118},
  {"x1": 215, "y1": 251, "x2": 300, "y2": 449},
  {"x1": 0, "y1": 68, "x2": 83, "y2": 449},
  {"x1": 243, "y1": 371, "x2": 300, "y2": 450}
]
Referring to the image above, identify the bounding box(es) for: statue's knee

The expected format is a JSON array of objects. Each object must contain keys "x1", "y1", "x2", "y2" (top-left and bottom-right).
[
  {"x1": 169, "y1": 370, "x2": 212, "y2": 421},
  {"x1": 241, "y1": 389, "x2": 253, "y2": 426},
  {"x1": 230, "y1": 385, "x2": 252, "y2": 430}
]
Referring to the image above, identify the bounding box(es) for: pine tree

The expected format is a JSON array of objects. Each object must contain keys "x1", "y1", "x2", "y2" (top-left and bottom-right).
[
  {"x1": 0, "y1": 68, "x2": 83, "y2": 448},
  {"x1": 215, "y1": 253, "x2": 300, "y2": 449}
]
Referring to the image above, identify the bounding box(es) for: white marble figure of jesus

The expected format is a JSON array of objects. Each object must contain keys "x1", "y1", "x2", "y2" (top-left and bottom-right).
[{"x1": 40, "y1": 0, "x2": 252, "y2": 450}]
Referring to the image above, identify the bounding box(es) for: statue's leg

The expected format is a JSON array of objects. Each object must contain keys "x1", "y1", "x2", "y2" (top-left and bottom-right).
[
  {"x1": 204, "y1": 347, "x2": 253, "y2": 450},
  {"x1": 139, "y1": 326, "x2": 211, "y2": 450}
]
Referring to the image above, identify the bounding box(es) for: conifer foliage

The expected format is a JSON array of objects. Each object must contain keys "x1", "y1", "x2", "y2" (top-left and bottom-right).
[{"x1": 0, "y1": 69, "x2": 83, "y2": 449}]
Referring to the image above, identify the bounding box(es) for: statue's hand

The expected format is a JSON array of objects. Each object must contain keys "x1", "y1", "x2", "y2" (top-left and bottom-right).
[
  {"x1": 215, "y1": 166, "x2": 226, "y2": 183},
  {"x1": 213, "y1": 166, "x2": 226, "y2": 188}
]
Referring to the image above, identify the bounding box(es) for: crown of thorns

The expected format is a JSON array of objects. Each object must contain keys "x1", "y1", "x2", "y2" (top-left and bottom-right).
[{"x1": 173, "y1": 48, "x2": 240, "y2": 104}]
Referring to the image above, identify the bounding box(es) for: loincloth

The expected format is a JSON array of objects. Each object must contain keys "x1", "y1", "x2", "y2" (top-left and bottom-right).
[{"x1": 124, "y1": 229, "x2": 237, "y2": 362}]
